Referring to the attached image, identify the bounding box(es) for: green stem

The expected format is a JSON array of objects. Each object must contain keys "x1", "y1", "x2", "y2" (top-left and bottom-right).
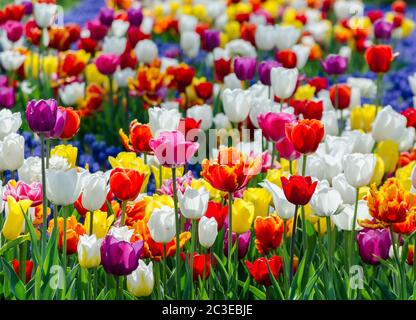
[
  {"x1": 389, "y1": 226, "x2": 406, "y2": 299},
  {"x1": 115, "y1": 276, "x2": 121, "y2": 300},
  {"x1": 162, "y1": 243, "x2": 167, "y2": 299},
  {"x1": 228, "y1": 191, "x2": 233, "y2": 283},
  {"x1": 89, "y1": 211, "x2": 94, "y2": 235},
  {"x1": 40, "y1": 134, "x2": 47, "y2": 259},
  {"x1": 171, "y1": 167, "x2": 181, "y2": 299},
  {"x1": 349, "y1": 188, "x2": 360, "y2": 267},
  {"x1": 61, "y1": 206, "x2": 68, "y2": 299},
  {"x1": 326, "y1": 216, "x2": 334, "y2": 292},
  {"x1": 289, "y1": 205, "x2": 299, "y2": 284},
  {"x1": 120, "y1": 201, "x2": 127, "y2": 227},
  {"x1": 19, "y1": 242, "x2": 27, "y2": 282},
  {"x1": 375, "y1": 73, "x2": 383, "y2": 113},
  {"x1": 190, "y1": 219, "x2": 197, "y2": 299}
]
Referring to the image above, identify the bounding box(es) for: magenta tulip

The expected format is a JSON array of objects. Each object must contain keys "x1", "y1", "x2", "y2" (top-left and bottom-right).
[{"x1": 257, "y1": 112, "x2": 295, "y2": 143}]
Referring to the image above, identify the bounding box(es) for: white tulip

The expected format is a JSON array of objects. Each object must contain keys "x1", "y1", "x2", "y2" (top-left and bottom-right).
[
  {"x1": 271, "y1": 67, "x2": 299, "y2": 99},
  {"x1": 222, "y1": 88, "x2": 252, "y2": 123},
  {"x1": 305, "y1": 21, "x2": 330, "y2": 43},
  {"x1": 77, "y1": 234, "x2": 103, "y2": 268},
  {"x1": 332, "y1": 200, "x2": 371, "y2": 231},
  {"x1": 111, "y1": 20, "x2": 129, "y2": 37},
  {"x1": 127, "y1": 260, "x2": 154, "y2": 297},
  {"x1": 343, "y1": 153, "x2": 376, "y2": 188},
  {"x1": 339, "y1": 46, "x2": 352, "y2": 60},
  {"x1": 311, "y1": 187, "x2": 343, "y2": 217},
  {"x1": 34, "y1": 3, "x2": 57, "y2": 28},
  {"x1": 180, "y1": 31, "x2": 200, "y2": 59},
  {"x1": 49, "y1": 155, "x2": 70, "y2": 171},
  {"x1": 347, "y1": 77, "x2": 377, "y2": 99},
  {"x1": 198, "y1": 216, "x2": 218, "y2": 248},
  {"x1": 114, "y1": 68, "x2": 135, "y2": 88},
  {"x1": 292, "y1": 44, "x2": 311, "y2": 69},
  {"x1": 372, "y1": 106, "x2": 407, "y2": 143},
  {"x1": 0, "y1": 109, "x2": 21, "y2": 140},
  {"x1": 0, "y1": 133, "x2": 24, "y2": 171},
  {"x1": 321, "y1": 110, "x2": 339, "y2": 136},
  {"x1": 213, "y1": 113, "x2": 232, "y2": 129},
  {"x1": 102, "y1": 36, "x2": 127, "y2": 56},
  {"x1": 148, "y1": 107, "x2": 181, "y2": 137},
  {"x1": 255, "y1": 25, "x2": 276, "y2": 51},
  {"x1": 187, "y1": 104, "x2": 213, "y2": 130},
  {"x1": 223, "y1": 73, "x2": 242, "y2": 90},
  {"x1": 349, "y1": 87, "x2": 361, "y2": 108},
  {"x1": 140, "y1": 16, "x2": 154, "y2": 34},
  {"x1": 147, "y1": 206, "x2": 176, "y2": 243},
  {"x1": 109, "y1": 226, "x2": 134, "y2": 242},
  {"x1": 177, "y1": 187, "x2": 209, "y2": 220},
  {"x1": 399, "y1": 127, "x2": 415, "y2": 152},
  {"x1": 408, "y1": 73, "x2": 416, "y2": 96},
  {"x1": 274, "y1": 25, "x2": 301, "y2": 50},
  {"x1": 249, "y1": 97, "x2": 273, "y2": 128},
  {"x1": 178, "y1": 14, "x2": 198, "y2": 33},
  {"x1": 45, "y1": 168, "x2": 86, "y2": 206},
  {"x1": 134, "y1": 39, "x2": 158, "y2": 64},
  {"x1": 18, "y1": 157, "x2": 42, "y2": 184},
  {"x1": 332, "y1": 173, "x2": 359, "y2": 205},
  {"x1": 334, "y1": 0, "x2": 363, "y2": 20},
  {"x1": 342, "y1": 130, "x2": 375, "y2": 154},
  {"x1": 225, "y1": 39, "x2": 257, "y2": 57},
  {"x1": 260, "y1": 180, "x2": 296, "y2": 220},
  {"x1": 0, "y1": 51, "x2": 25, "y2": 71},
  {"x1": 59, "y1": 82, "x2": 85, "y2": 106},
  {"x1": 81, "y1": 173, "x2": 108, "y2": 212}
]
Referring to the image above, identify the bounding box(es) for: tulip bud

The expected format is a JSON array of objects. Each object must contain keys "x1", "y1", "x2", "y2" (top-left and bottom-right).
[
  {"x1": 342, "y1": 154, "x2": 376, "y2": 188},
  {"x1": 222, "y1": 88, "x2": 252, "y2": 123},
  {"x1": 310, "y1": 187, "x2": 343, "y2": 217},
  {"x1": 198, "y1": 216, "x2": 218, "y2": 248},
  {"x1": 81, "y1": 173, "x2": 108, "y2": 212},
  {"x1": 271, "y1": 67, "x2": 299, "y2": 100},
  {"x1": 147, "y1": 206, "x2": 176, "y2": 243},
  {"x1": 177, "y1": 187, "x2": 209, "y2": 220},
  {"x1": 34, "y1": 3, "x2": 57, "y2": 28},
  {"x1": 77, "y1": 234, "x2": 103, "y2": 268},
  {"x1": 127, "y1": 260, "x2": 154, "y2": 297},
  {"x1": 134, "y1": 39, "x2": 158, "y2": 65},
  {"x1": 0, "y1": 133, "x2": 24, "y2": 171},
  {"x1": 45, "y1": 168, "x2": 86, "y2": 206}
]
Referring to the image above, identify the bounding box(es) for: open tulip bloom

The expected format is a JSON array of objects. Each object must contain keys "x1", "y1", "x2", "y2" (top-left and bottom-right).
[{"x1": 1, "y1": 0, "x2": 416, "y2": 303}]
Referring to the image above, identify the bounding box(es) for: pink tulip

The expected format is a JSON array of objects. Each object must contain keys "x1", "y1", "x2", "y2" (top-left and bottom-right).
[
  {"x1": 95, "y1": 53, "x2": 119, "y2": 76},
  {"x1": 3, "y1": 180, "x2": 43, "y2": 207},
  {"x1": 257, "y1": 112, "x2": 295, "y2": 143},
  {"x1": 275, "y1": 137, "x2": 300, "y2": 161},
  {"x1": 149, "y1": 130, "x2": 199, "y2": 168},
  {"x1": 4, "y1": 21, "x2": 23, "y2": 42}
]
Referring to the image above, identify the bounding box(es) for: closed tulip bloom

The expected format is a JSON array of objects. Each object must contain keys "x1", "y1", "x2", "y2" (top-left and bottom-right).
[
  {"x1": 372, "y1": 106, "x2": 407, "y2": 143},
  {"x1": 198, "y1": 216, "x2": 218, "y2": 248},
  {"x1": 119, "y1": 120, "x2": 153, "y2": 154},
  {"x1": 109, "y1": 168, "x2": 144, "y2": 201},
  {"x1": 203, "y1": 29, "x2": 221, "y2": 51},
  {"x1": 181, "y1": 31, "x2": 201, "y2": 59},
  {"x1": 374, "y1": 19, "x2": 394, "y2": 40},
  {"x1": 0, "y1": 109, "x2": 21, "y2": 141},
  {"x1": 0, "y1": 133, "x2": 24, "y2": 171},
  {"x1": 292, "y1": 44, "x2": 311, "y2": 69},
  {"x1": 343, "y1": 154, "x2": 376, "y2": 188},
  {"x1": 274, "y1": 25, "x2": 300, "y2": 50},
  {"x1": 2, "y1": 196, "x2": 32, "y2": 241},
  {"x1": 95, "y1": 54, "x2": 119, "y2": 76},
  {"x1": 45, "y1": 107, "x2": 67, "y2": 139},
  {"x1": 321, "y1": 54, "x2": 348, "y2": 75},
  {"x1": 281, "y1": 176, "x2": 317, "y2": 206},
  {"x1": 147, "y1": 206, "x2": 176, "y2": 243},
  {"x1": 77, "y1": 234, "x2": 103, "y2": 268},
  {"x1": 258, "y1": 112, "x2": 295, "y2": 143},
  {"x1": 285, "y1": 119, "x2": 325, "y2": 155},
  {"x1": 245, "y1": 256, "x2": 283, "y2": 286},
  {"x1": 276, "y1": 49, "x2": 297, "y2": 69},
  {"x1": 127, "y1": 7, "x2": 143, "y2": 27},
  {"x1": 46, "y1": 169, "x2": 85, "y2": 206},
  {"x1": 81, "y1": 173, "x2": 108, "y2": 212},
  {"x1": 255, "y1": 25, "x2": 277, "y2": 51},
  {"x1": 187, "y1": 104, "x2": 213, "y2": 131},
  {"x1": 148, "y1": 107, "x2": 181, "y2": 138},
  {"x1": 0, "y1": 50, "x2": 25, "y2": 71},
  {"x1": 332, "y1": 173, "x2": 357, "y2": 204},
  {"x1": 234, "y1": 57, "x2": 257, "y2": 81},
  {"x1": 26, "y1": 99, "x2": 58, "y2": 134},
  {"x1": 275, "y1": 137, "x2": 301, "y2": 161},
  {"x1": 0, "y1": 86, "x2": 15, "y2": 109},
  {"x1": 232, "y1": 198, "x2": 255, "y2": 234},
  {"x1": 34, "y1": 3, "x2": 57, "y2": 28},
  {"x1": 135, "y1": 39, "x2": 158, "y2": 65},
  {"x1": 365, "y1": 45, "x2": 394, "y2": 73},
  {"x1": 310, "y1": 187, "x2": 343, "y2": 217},
  {"x1": 177, "y1": 187, "x2": 209, "y2": 220},
  {"x1": 149, "y1": 130, "x2": 199, "y2": 168},
  {"x1": 260, "y1": 180, "x2": 296, "y2": 220},
  {"x1": 59, "y1": 82, "x2": 85, "y2": 106},
  {"x1": 224, "y1": 229, "x2": 251, "y2": 258},
  {"x1": 60, "y1": 108, "x2": 81, "y2": 140},
  {"x1": 329, "y1": 84, "x2": 351, "y2": 110},
  {"x1": 333, "y1": 201, "x2": 371, "y2": 231},
  {"x1": 357, "y1": 228, "x2": 391, "y2": 265},
  {"x1": 84, "y1": 210, "x2": 113, "y2": 238},
  {"x1": 100, "y1": 235, "x2": 144, "y2": 276},
  {"x1": 222, "y1": 88, "x2": 252, "y2": 123},
  {"x1": 4, "y1": 21, "x2": 23, "y2": 42},
  {"x1": 127, "y1": 260, "x2": 154, "y2": 297},
  {"x1": 254, "y1": 214, "x2": 284, "y2": 255},
  {"x1": 243, "y1": 188, "x2": 272, "y2": 218},
  {"x1": 258, "y1": 61, "x2": 281, "y2": 86},
  {"x1": 98, "y1": 7, "x2": 114, "y2": 26},
  {"x1": 3, "y1": 180, "x2": 42, "y2": 207},
  {"x1": 271, "y1": 67, "x2": 299, "y2": 99}
]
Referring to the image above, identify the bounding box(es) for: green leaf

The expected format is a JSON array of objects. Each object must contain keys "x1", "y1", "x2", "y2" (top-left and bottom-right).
[
  {"x1": 1, "y1": 257, "x2": 26, "y2": 300},
  {"x1": 0, "y1": 234, "x2": 30, "y2": 256}
]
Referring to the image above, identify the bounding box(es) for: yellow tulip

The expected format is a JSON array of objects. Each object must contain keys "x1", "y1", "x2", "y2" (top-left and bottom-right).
[
  {"x1": 280, "y1": 159, "x2": 297, "y2": 175},
  {"x1": 370, "y1": 155, "x2": 385, "y2": 186},
  {"x1": 401, "y1": 18, "x2": 415, "y2": 38},
  {"x1": 282, "y1": 7, "x2": 297, "y2": 24},
  {"x1": 243, "y1": 188, "x2": 272, "y2": 218},
  {"x1": 51, "y1": 144, "x2": 78, "y2": 168},
  {"x1": 396, "y1": 161, "x2": 416, "y2": 191},
  {"x1": 303, "y1": 204, "x2": 317, "y2": 224},
  {"x1": 232, "y1": 199, "x2": 255, "y2": 234},
  {"x1": 24, "y1": 52, "x2": 39, "y2": 79},
  {"x1": 266, "y1": 169, "x2": 288, "y2": 188},
  {"x1": 145, "y1": 195, "x2": 174, "y2": 221},
  {"x1": 150, "y1": 165, "x2": 183, "y2": 190},
  {"x1": 349, "y1": 16, "x2": 371, "y2": 31},
  {"x1": 191, "y1": 178, "x2": 224, "y2": 203},
  {"x1": 43, "y1": 55, "x2": 58, "y2": 77},
  {"x1": 153, "y1": 5, "x2": 164, "y2": 18},
  {"x1": 350, "y1": 105, "x2": 378, "y2": 132},
  {"x1": 2, "y1": 196, "x2": 32, "y2": 241},
  {"x1": 226, "y1": 5, "x2": 236, "y2": 19},
  {"x1": 109, "y1": 152, "x2": 150, "y2": 192},
  {"x1": 225, "y1": 21, "x2": 241, "y2": 40},
  {"x1": 220, "y1": 33, "x2": 228, "y2": 47},
  {"x1": 193, "y1": 4, "x2": 208, "y2": 21},
  {"x1": 313, "y1": 217, "x2": 332, "y2": 235},
  {"x1": 75, "y1": 50, "x2": 91, "y2": 65},
  {"x1": 359, "y1": 186, "x2": 370, "y2": 200},
  {"x1": 85, "y1": 63, "x2": 110, "y2": 89},
  {"x1": 294, "y1": 84, "x2": 316, "y2": 101},
  {"x1": 262, "y1": 1, "x2": 281, "y2": 19},
  {"x1": 376, "y1": 140, "x2": 399, "y2": 174},
  {"x1": 84, "y1": 210, "x2": 114, "y2": 239},
  {"x1": 169, "y1": 1, "x2": 180, "y2": 14}
]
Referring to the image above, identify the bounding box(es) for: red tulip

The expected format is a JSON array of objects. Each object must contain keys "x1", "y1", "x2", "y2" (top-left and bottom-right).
[
  {"x1": 214, "y1": 58, "x2": 232, "y2": 82},
  {"x1": 178, "y1": 118, "x2": 201, "y2": 139},
  {"x1": 245, "y1": 256, "x2": 283, "y2": 286},
  {"x1": 204, "y1": 201, "x2": 228, "y2": 230},
  {"x1": 109, "y1": 168, "x2": 145, "y2": 201},
  {"x1": 181, "y1": 253, "x2": 211, "y2": 281},
  {"x1": 392, "y1": 0, "x2": 406, "y2": 14},
  {"x1": 195, "y1": 82, "x2": 213, "y2": 100},
  {"x1": 401, "y1": 108, "x2": 416, "y2": 129},
  {"x1": 60, "y1": 108, "x2": 81, "y2": 140},
  {"x1": 285, "y1": 119, "x2": 324, "y2": 155},
  {"x1": 307, "y1": 77, "x2": 328, "y2": 93},
  {"x1": 12, "y1": 259, "x2": 34, "y2": 283},
  {"x1": 275, "y1": 49, "x2": 297, "y2": 69},
  {"x1": 281, "y1": 175, "x2": 317, "y2": 206},
  {"x1": 365, "y1": 45, "x2": 394, "y2": 74},
  {"x1": 329, "y1": 84, "x2": 351, "y2": 110}
]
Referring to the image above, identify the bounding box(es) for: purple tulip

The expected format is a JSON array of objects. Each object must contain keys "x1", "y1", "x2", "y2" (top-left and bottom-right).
[
  {"x1": 357, "y1": 228, "x2": 391, "y2": 265},
  {"x1": 0, "y1": 86, "x2": 15, "y2": 109},
  {"x1": 203, "y1": 29, "x2": 221, "y2": 52},
  {"x1": 99, "y1": 8, "x2": 115, "y2": 27},
  {"x1": 224, "y1": 229, "x2": 251, "y2": 259},
  {"x1": 234, "y1": 57, "x2": 257, "y2": 81},
  {"x1": 45, "y1": 107, "x2": 67, "y2": 139},
  {"x1": 321, "y1": 54, "x2": 348, "y2": 76},
  {"x1": 100, "y1": 235, "x2": 144, "y2": 276},
  {"x1": 374, "y1": 19, "x2": 394, "y2": 40},
  {"x1": 258, "y1": 60, "x2": 281, "y2": 86},
  {"x1": 4, "y1": 21, "x2": 23, "y2": 42},
  {"x1": 95, "y1": 54, "x2": 120, "y2": 75},
  {"x1": 127, "y1": 8, "x2": 143, "y2": 26},
  {"x1": 22, "y1": 0, "x2": 33, "y2": 15},
  {"x1": 0, "y1": 76, "x2": 7, "y2": 87},
  {"x1": 26, "y1": 99, "x2": 58, "y2": 134}
]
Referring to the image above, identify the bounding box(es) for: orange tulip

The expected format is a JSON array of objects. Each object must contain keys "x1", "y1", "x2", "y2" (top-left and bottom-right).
[
  {"x1": 254, "y1": 214, "x2": 284, "y2": 255},
  {"x1": 119, "y1": 120, "x2": 153, "y2": 154}
]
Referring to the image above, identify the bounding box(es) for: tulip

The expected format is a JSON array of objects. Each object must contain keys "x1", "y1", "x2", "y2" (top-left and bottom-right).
[
  {"x1": 347, "y1": 77, "x2": 377, "y2": 99},
  {"x1": 232, "y1": 199, "x2": 255, "y2": 234},
  {"x1": 332, "y1": 174, "x2": 358, "y2": 205},
  {"x1": 357, "y1": 228, "x2": 391, "y2": 265},
  {"x1": 185, "y1": 104, "x2": 212, "y2": 131},
  {"x1": 365, "y1": 45, "x2": 394, "y2": 74},
  {"x1": 194, "y1": 82, "x2": 213, "y2": 101},
  {"x1": 281, "y1": 176, "x2": 317, "y2": 206},
  {"x1": 372, "y1": 106, "x2": 407, "y2": 143},
  {"x1": 275, "y1": 25, "x2": 300, "y2": 50},
  {"x1": 149, "y1": 130, "x2": 199, "y2": 168},
  {"x1": 255, "y1": 25, "x2": 277, "y2": 51},
  {"x1": 310, "y1": 187, "x2": 343, "y2": 217},
  {"x1": 100, "y1": 235, "x2": 144, "y2": 276},
  {"x1": 4, "y1": 21, "x2": 23, "y2": 42},
  {"x1": 45, "y1": 107, "x2": 66, "y2": 139},
  {"x1": 271, "y1": 67, "x2": 299, "y2": 100},
  {"x1": 179, "y1": 14, "x2": 198, "y2": 33},
  {"x1": 0, "y1": 50, "x2": 25, "y2": 71},
  {"x1": 203, "y1": 29, "x2": 221, "y2": 51},
  {"x1": 343, "y1": 154, "x2": 376, "y2": 188},
  {"x1": 245, "y1": 256, "x2": 283, "y2": 286},
  {"x1": 258, "y1": 61, "x2": 281, "y2": 86},
  {"x1": 285, "y1": 119, "x2": 325, "y2": 155},
  {"x1": 276, "y1": 49, "x2": 297, "y2": 69},
  {"x1": 148, "y1": 107, "x2": 181, "y2": 138},
  {"x1": 77, "y1": 234, "x2": 103, "y2": 269},
  {"x1": 333, "y1": 201, "x2": 371, "y2": 231},
  {"x1": 127, "y1": 260, "x2": 154, "y2": 297},
  {"x1": 321, "y1": 54, "x2": 348, "y2": 76},
  {"x1": 198, "y1": 216, "x2": 218, "y2": 248},
  {"x1": 243, "y1": 188, "x2": 272, "y2": 218},
  {"x1": 135, "y1": 39, "x2": 158, "y2": 65},
  {"x1": 45, "y1": 168, "x2": 85, "y2": 206},
  {"x1": 0, "y1": 109, "x2": 21, "y2": 140},
  {"x1": 234, "y1": 57, "x2": 256, "y2": 81},
  {"x1": 180, "y1": 31, "x2": 201, "y2": 59},
  {"x1": 258, "y1": 112, "x2": 295, "y2": 143},
  {"x1": 50, "y1": 144, "x2": 77, "y2": 168},
  {"x1": 33, "y1": 3, "x2": 57, "y2": 28},
  {"x1": 224, "y1": 229, "x2": 251, "y2": 258},
  {"x1": 329, "y1": 84, "x2": 351, "y2": 110},
  {"x1": 59, "y1": 82, "x2": 85, "y2": 106},
  {"x1": 260, "y1": 180, "x2": 295, "y2": 220},
  {"x1": 0, "y1": 133, "x2": 24, "y2": 171},
  {"x1": 147, "y1": 206, "x2": 176, "y2": 243},
  {"x1": 0, "y1": 86, "x2": 15, "y2": 109},
  {"x1": 3, "y1": 180, "x2": 42, "y2": 207},
  {"x1": 98, "y1": 7, "x2": 114, "y2": 26},
  {"x1": 254, "y1": 214, "x2": 284, "y2": 255},
  {"x1": 95, "y1": 53, "x2": 119, "y2": 76},
  {"x1": 204, "y1": 201, "x2": 228, "y2": 230},
  {"x1": 60, "y1": 108, "x2": 81, "y2": 140},
  {"x1": 177, "y1": 187, "x2": 209, "y2": 220},
  {"x1": 2, "y1": 196, "x2": 32, "y2": 241},
  {"x1": 374, "y1": 19, "x2": 394, "y2": 40},
  {"x1": 292, "y1": 44, "x2": 311, "y2": 69},
  {"x1": 127, "y1": 8, "x2": 143, "y2": 27},
  {"x1": 81, "y1": 173, "x2": 108, "y2": 213},
  {"x1": 25, "y1": 99, "x2": 58, "y2": 134},
  {"x1": 109, "y1": 168, "x2": 144, "y2": 202},
  {"x1": 222, "y1": 88, "x2": 252, "y2": 123},
  {"x1": 12, "y1": 259, "x2": 33, "y2": 284}
]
